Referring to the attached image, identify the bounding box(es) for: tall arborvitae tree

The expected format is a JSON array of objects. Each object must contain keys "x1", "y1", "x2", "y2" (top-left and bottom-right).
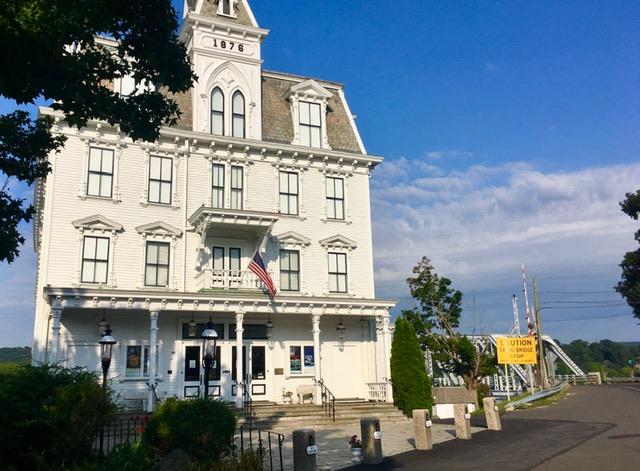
[
  {"x1": 390, "y1": 316, "x2": 432, "y2": 416},
  {"x1": 616, "y1": 190, "x2": 640, "y2": 321}
]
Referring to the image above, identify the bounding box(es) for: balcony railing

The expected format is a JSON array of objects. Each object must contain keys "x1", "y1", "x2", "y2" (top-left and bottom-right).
[
  {"x1": 196, "y1": 268, "x2": 271, "y2": 292},
  {"x1": 367, "y1": 382, "x2": 389, "y2": 402}
]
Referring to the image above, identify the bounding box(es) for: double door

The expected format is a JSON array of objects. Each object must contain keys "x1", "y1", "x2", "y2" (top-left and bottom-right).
[{"x1": 182, "y1": 342, "x2": 269, "y2": 401}]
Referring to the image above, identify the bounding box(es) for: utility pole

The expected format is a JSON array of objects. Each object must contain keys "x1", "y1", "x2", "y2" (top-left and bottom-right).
[
  {"x1": 521, "y1": 266, "x2": 536, "y2": 392},
  {"x1": 533, "y1": 277, "x2": 550, "y2": 389}
]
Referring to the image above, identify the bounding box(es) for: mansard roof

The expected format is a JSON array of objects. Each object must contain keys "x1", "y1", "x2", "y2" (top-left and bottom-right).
[
  {"x1": 135, "y1": 221, "x2": 183, "y2": 237},
  {"x1": 261, "y1": 72, "x2": 364, "y2": 154},
  {"x1": 72, "y1": 214, "x2": 123, "y2": 232}
]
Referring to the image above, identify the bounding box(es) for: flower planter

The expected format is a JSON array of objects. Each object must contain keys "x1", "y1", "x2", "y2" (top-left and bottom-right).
[{"x1": 351, "y1": 447, "x2": 363, "y2": 463}]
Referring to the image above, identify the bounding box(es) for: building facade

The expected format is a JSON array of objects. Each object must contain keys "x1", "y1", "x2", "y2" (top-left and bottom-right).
[{"x1": 32, "y1": 0, "x2": 395, "y2": 411}]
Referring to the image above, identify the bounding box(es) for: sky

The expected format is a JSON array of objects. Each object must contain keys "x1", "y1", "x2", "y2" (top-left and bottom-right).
[{"x1": 1, "y1": 0, "x2": 639, "y2": 346}]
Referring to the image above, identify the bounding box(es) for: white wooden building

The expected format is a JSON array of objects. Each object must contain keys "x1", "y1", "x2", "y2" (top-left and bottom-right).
[{"x1": 31, "y1": 0, "x2": 395, "y2": 411}]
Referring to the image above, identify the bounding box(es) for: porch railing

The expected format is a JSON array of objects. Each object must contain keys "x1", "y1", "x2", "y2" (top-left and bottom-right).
[
  {"x1": 367, "y1": 382, "x2": 388, "y2": 402},
  {"x1": 314, "y1": 378, "x2": 336, "y2": 422},
  {"x1": 196, "y1": 268, "x2": 273, "y2": 291},
  {"x1": 237, "y1": 425, "x2": 285, "y2": 471}
]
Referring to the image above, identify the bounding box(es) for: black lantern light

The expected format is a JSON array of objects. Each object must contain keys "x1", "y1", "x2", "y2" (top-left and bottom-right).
[
  {"x1": 265, "y1": 316, "x2": 274, "y2": 340},
  {"x1": 99, "y1": 311, "x2": 108, "y2": 336},
  {"x1": 188, "y1": 312, "x2": 198, "y2": 338},
  {"x1": 201, "y1": 319, "x2": 219, "y2": 398},
  {"x1": 337, "y1": 316, "x2": 346, "y2": 341},
  {"x1": 98, "y1": 325, "x2": 117, "y2": 388}
]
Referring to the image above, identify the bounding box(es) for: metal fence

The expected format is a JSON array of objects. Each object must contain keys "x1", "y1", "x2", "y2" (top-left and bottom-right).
[
  {"x1": 237, "y1": 425, "x2": 285, "y2": 471},
  {"x1": 94, "y1": 414, "x2": 151, "y2": 456}
]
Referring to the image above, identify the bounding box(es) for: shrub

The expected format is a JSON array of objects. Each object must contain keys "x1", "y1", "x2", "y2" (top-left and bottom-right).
[
  {"x1": 0, "y1": 364, "x2": 116, "y2": 470},
  {"x1": 143, "y1": 397, "x2": 237, "y2": 465},
  {"x1": 476, "y1": 383, "x2": 492, "y2": 407},
  {"x1": 390, "y1": 317, "x2": 433, "y2": 416},
  {"x1": 102, "y1": 442, "x2": 157, "y2": 471}
]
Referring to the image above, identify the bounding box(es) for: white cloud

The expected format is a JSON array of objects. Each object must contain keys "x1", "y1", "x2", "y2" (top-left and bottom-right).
[{"x1": 371, "y1": 159, "x2": 640, "y2": 329}]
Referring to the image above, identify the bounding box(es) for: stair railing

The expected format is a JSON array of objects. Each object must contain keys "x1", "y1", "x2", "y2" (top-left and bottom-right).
[
  {"x1": 314, "y1": 378, "x2": 336, "y2": 422},
  {"x1": 238, "y1": 377, "x2": 255, "y2": 427}
]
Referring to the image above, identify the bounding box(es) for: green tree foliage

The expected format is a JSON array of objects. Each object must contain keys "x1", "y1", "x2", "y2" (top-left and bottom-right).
[
  {"x1": 390, "y1": 317, "x2": 432, "y2": 416},
  {"x1": 558, "y1": 339, "x2": 640, "y2": 376},
  {"x1": 0, "y1": 346, "x2": 31, "y2": 363},
  {"x1": 0, "y1": 364, "x2": 117, "y2": 470},
  {"x1": 0, "y1": 0, "x2": 196, "y2": 262},
  {"x1": 403, "y1": 257, "x2": 496, "y2": 399},
  {"x1": 143, "y1": 397, "x2": 237, "y2": 466},
  {"x1": 616, "y1": 190, "x2": 640, "y2": 320}
]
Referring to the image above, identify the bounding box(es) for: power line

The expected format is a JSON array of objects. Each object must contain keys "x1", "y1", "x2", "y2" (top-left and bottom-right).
[{"x1": 544, "y1": 313, "x2": 631, "y2": 322}]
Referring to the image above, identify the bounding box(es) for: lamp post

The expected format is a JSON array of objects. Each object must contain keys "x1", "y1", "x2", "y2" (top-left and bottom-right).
[
  {"x1": 201, "y1": 319, "x2": 219, "y2": 398},
  {"x1": 98, "y1": 326, "x2": 117, "y2": 388}
]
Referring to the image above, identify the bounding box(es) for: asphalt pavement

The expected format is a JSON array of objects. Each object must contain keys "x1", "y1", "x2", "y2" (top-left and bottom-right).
[{"x1": 346, "y1": 384, "x2": 640, "y2": 470}]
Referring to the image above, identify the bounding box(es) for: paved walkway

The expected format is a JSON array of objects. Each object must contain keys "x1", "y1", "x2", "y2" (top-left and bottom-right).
[
  {"x1": 343, "y1": 385, "x2": 640, "y2": 470},
  {"x1": 269, "y1": 419, "x2": 484, "y2": 470}
]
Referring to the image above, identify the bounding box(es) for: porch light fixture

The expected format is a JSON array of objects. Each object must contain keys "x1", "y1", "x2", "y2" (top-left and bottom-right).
[
  {"x1": 265, "y1": 317, "x2": 274, "y2": 340},
  {"x1": 98, "y1": 326, "x2": 117, "y2": 388},
  {"x1": 201, "y1": 319, "x2": 219, "y2": 398},
  {"x1": 337, "y1": 317, "x2": 346, "y2": 341},
  {"x1": 188, "y1": 312, "x2": 197, "y2": 338},
  {"x1": 99, "y1": 312, "x2": 108, "y2": 336}
]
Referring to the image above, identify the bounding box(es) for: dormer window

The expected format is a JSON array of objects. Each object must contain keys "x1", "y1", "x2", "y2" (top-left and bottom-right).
[
  {"x1": 211, "y1": 87, "x2": 224, "y2": 135},
  {"x1": 232, "y1": 91, "x2": 245, "y2": 138},
  {"x1": 299, "y1": 102, "x2": 322, "y2": 148},
  {"x1": 218, "y1": 0, "x2": 236, "y2": 17},
  {"x1": 286, "y1": 79, "x2": 333, "y2": 150}
]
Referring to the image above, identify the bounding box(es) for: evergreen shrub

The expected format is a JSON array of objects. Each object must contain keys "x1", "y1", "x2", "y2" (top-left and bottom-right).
[
  {"x1": 143, "y1": 397, "x2": 237, "y2": 465},
  {"x1": 390, "y1": 317, "x2": 433, "y2": 416}
]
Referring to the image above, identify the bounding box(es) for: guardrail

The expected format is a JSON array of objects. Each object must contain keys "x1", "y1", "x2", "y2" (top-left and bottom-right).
[
  {"x1": 505, "y1": 380, "x2": 569, "y2": 409},
  {"x1": 606, "y1": 377, "x2": 640, "y2": 383}
]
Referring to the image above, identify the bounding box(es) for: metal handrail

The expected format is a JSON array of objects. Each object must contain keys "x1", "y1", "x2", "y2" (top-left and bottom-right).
[
  {"x1": 238, "y1": 425, "x2": 285, "y2": 471},
  {"x1": 238, "y1": 378, "x2": 255, "y2": 427},
  {"x1": 314, "y1": 378, "x2": 336, "y2": 422}
]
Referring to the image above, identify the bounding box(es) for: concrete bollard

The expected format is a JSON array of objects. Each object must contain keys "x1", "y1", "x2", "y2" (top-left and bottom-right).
[
  {"x1": 292, "y1": 429, "x2": 317, "y2": 471},
  {"x1": 453, "y1": 404, "x2": 471, "y2": 440},
  {"x1": 361, "y1": 417, "x2": 383, "y2": 464},
  {"x1": 412, "y1": 409, "x2": 433, "y2": 450},
  {"x1": 483, "y1": 397, "x2": 502, "y2": 431}
]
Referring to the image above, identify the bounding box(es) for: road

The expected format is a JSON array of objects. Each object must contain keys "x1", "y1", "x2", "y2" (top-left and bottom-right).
[{"x1": 347, "y1": 384, "x2": 640, "y2": 470}]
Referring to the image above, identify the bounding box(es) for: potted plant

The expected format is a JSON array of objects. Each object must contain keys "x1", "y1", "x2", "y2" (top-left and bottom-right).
[{"x1": 349, "y1": 435, "x2": 362, "y2": 462}]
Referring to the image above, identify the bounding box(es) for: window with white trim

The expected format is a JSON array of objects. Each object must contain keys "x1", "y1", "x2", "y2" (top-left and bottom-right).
[
  {"x1": 230, "y1": 165, "x2": 243, "y2": 210},
  {"x1": 148, "y1": 155, "x2": 173, "y2": 205},
  {"x1": 232, "y1": 91, "x2": 245, "y2": 138},
  {"x1": 289, "y1": 344, "x2": 315, "y2": 375},
  {"x1": 328, "y1": 252, "x2": 347, "y2": 293},
  {"x1": 219, "y1": 0, "x2": 235, "y2": 16},
  {"x1": 81, "y1": 236, "x2": 109, "y2": 284},
  {"x1": 211, "y1": 87, "x2": 224, "y2": 135},
  {"x1": 279, "y1": 171, "x2": 299, "y2": 215},
  {"x1": 125, "y1": 345, "x2": 150, "y2": 378},
  {"x1": 280, "y1": 249, "x2": 300, "y2": 291},
  {"x1": 326, "y1": 177, "x2": 344, "y2": 220},
  {"x1": 212, "y1": 164, "x2": 225, "y2": 208},
  {"x1": 145, "y1": 241, "x2": 170, "y2": 287},
  {"x1": 87, "y1": 147, "x2": 114, "y2": 198},
  {"x1": 299, "y1": 101, "x2": 322, "y2": 148}
]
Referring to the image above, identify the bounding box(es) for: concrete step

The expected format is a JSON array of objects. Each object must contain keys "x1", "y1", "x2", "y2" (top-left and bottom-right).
[{"x1": 239, "y1": 415, "x2": 410, "y2": 428}]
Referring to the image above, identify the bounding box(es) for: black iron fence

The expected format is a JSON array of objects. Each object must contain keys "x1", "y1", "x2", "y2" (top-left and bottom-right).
[
  {"x1": 94, "y1": 413, "x2": 151, "y2": 456},
  {"x1": 237, "y1": 425, "x2": 285, "y2": 471}
]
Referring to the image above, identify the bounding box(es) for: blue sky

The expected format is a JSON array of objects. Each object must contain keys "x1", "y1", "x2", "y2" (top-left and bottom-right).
[{"x1": 1, "y1": 0, "x2": 639, "y2": 346}]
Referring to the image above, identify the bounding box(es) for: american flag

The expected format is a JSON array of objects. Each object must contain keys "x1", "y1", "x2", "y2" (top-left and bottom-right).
[{"x1": 248, "y1": 252, "x2": 277, "y2": 298}]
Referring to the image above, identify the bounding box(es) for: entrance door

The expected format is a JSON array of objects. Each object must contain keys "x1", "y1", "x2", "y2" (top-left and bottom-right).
[
  {"x1": 232, "y1": 345, "x2": 268, "y2": 399},
  {"x1": 329, "y1": 345, "x2": 362, "y2": 399},
  {"x1": 182, "y1": 343, "x2": 231, "y2": 400}
]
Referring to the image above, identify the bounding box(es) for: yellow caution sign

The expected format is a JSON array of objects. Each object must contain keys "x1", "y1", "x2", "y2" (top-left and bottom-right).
[{"x1": 496, "y1": 336, "x2": 537, "y2": 365}]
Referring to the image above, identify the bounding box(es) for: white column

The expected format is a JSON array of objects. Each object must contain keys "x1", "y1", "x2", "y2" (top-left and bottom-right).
[
  {"x1": 235, "y1": 311, "x2": 244, "y2": 408},
  {"x1": 48, "y1": 307, "x2": 62, "y2": 364},
  {"x1": 147, "y1": 311, "x2": 159, "y2": 412},
  {"x1": 381, "y1": 314, "x2": 393, "y2": 402},
  {"x1": 312, "y1": 314, "x2": 322, "y2": 405}
]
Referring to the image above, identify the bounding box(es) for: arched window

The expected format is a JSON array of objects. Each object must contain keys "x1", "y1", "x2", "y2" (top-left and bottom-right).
[
  {"x1": 232, "y1": 91, "x2": 245, "y2": 138},
  {"x1": 210, "y1": 87, "x2": 224, "y2": 135}
]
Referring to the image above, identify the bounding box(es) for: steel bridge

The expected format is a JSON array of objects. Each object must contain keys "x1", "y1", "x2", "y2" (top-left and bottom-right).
[{"x1": 432, "y1": 334, "x2": 584, "y2": 396}]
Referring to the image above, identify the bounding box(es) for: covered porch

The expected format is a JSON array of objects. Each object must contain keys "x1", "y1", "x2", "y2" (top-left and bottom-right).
[{"x1": 42, "y1": 289, "x2": 394, "y2": 412}]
